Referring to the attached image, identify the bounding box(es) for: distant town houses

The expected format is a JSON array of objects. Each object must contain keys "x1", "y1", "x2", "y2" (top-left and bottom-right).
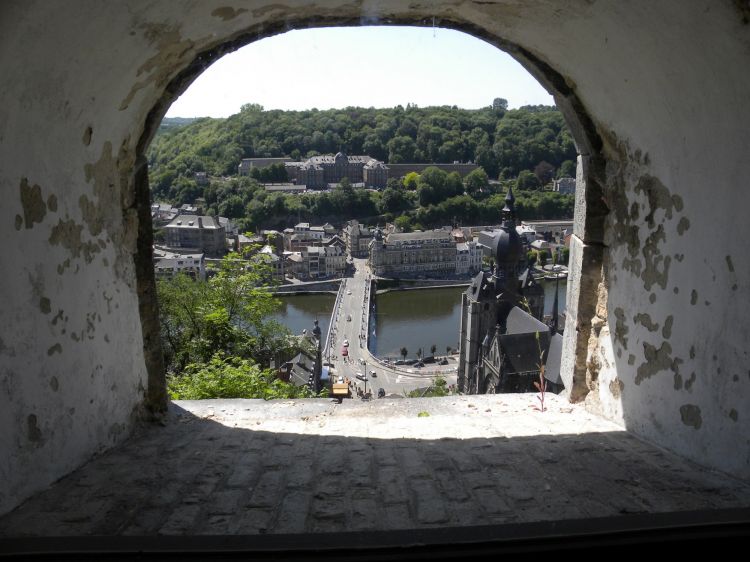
[
  {"x1": 151, "y1": 197, "x2": 570, "y2": 289},
  {"x1": 153, "y1": 246, "x2": 206, "y2": 280},
  {"x1": 255, "y1": 245, "x2": 285, "y2": 282},
  {"x1": 552, "y1": 176, "x2": 576, "y2": 195},
  {"x1": 238, "y1": 151, "x2": 478, "y2": 189},
  {"x1": 165, "y1": 214, "x2": 226, "y2": 258},
  {"x1": 343, "y1": 220, "x2": 373, "y2": 258}
]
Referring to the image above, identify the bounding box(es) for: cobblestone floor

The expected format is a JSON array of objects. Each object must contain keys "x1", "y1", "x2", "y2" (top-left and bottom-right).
[{"x1": 2, "y1": 395, "x2": 749, "y2": 537}]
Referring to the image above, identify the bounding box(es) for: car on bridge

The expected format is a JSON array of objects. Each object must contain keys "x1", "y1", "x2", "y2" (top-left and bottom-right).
[
  {"x1": 356, "y1": 373, "x2": 368, "y2": 382},
  {"x1": 370, "y1": 370, "x2": 377, "y2": 378},
  {"x1": 343, "y1": 339, "x2": 349, "y2": 347}
]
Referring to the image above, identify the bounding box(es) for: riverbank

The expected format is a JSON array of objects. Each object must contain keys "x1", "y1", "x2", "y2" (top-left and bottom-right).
[{"x1": 373, "y1": 277, "x2": 471, "y2": 295}]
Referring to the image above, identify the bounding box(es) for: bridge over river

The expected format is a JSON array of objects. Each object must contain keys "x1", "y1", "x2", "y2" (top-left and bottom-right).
[{"x1": 323, "y1": 258, "x2": 458, "y2": 397}]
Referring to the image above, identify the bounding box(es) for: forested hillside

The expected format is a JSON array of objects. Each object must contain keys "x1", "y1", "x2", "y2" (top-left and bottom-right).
[{"x1": 147, "y1": 102, "x2": 576, "y2": 231}]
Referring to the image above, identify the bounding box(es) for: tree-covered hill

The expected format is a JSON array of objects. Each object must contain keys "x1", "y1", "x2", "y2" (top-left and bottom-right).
[
  {"x1": 147, "y1": 103, "x2": 576, "y2": 232},
  {"x1": 147, "y1": 102, "x2": 576, "y2": 198}
]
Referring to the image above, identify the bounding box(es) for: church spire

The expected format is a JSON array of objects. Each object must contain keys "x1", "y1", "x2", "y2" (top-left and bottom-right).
[{"x1": 502, "y1": 186, "x2": 516, "y2": 226}]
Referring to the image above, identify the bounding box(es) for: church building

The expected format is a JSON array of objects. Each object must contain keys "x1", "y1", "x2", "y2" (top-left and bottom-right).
[{"x1": 457, "y1": 188, "x2": 563, "y2": 394}]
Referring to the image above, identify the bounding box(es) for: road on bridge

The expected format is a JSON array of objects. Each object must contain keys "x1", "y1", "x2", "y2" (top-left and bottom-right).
[{"x1": 325, "y1": 258, "x2": 458, "y2": 398}]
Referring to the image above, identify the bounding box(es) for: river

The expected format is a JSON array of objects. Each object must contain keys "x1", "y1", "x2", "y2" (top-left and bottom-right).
[{"x1": 273, "y1": 281, "x2": 566, "y2": 360}]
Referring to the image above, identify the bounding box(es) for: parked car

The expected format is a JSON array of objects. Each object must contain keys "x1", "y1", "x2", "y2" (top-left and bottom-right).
[{"x1": 413, "y1": 361, "x2": 424, "y2": 368}]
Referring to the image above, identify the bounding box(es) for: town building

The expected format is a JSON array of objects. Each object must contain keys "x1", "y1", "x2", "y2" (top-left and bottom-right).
[
  {"x1": 369, "y1": 228, "x2": 458, "y2": 277},
  {"x1": 280, "y1": 153, "x2": 479, "y2": 189},
  {"x1": 521, "y1": 220, "x2": 574, "y2": 243},
  {"x1": 275, "y1": 321, "x2": 325, "y2": 394},
  {"x1": 283, "y1": 222, "x2": 339, "y2": 252},
  {"x1": 152, "y1": 247, "x2": 206, "y2": 280},
  {"x1": 457, "y1": 188, "x2": 562, "y2": 395},
  {"x1": 284, "y1": 252, "x2": 305, "y2": 279},
  {"x1": 164, "y1": 214, "x2": 226, "y2": 257},
  {"x1": 256, "y1": 245, "x2": 285, "y2": 282},
  {"x1": 455, "y1": 240, "x2": 483, "y2": 276},
  {"x1": 552, "y1": 176, "x2": 576, "y2": 194},
  {"x1": 285, "y1": 152, "x2": 387, "y2": 189},
  {"x1": 299, "y1": 244, "x2": 346, "y2": 279},
  {"x1": 151, "y1": 202, "x2": 178, "y2": 225},
  {"x1": 343, "y1": 220, "x2": 373, "y2": 258}
]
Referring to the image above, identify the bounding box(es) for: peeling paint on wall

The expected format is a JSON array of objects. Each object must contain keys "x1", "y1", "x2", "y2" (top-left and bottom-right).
[
  {"x1": 26, "y1": 415, "x2": 43, "y2": 444},
  {"x1": 635, "y1": 341, "x2": 673, "y2": 384},
  {"x1": 725, "y1": 255, "x2": 735, "y2": 273},
  {"x1": 211, "y1": 7, "x2": 248, "y2": 20},
  {"x1": 679, "y1": 404, "x2": 702, "y2": 429},
  {"x1": 677, "y1": 217, "x2": 690, "y2": 235},
  {"x1": 661, "y1": 315, "x2": 673, "y2": 339},
  {"x1": 634, "y1": 312, "x2": 659, "y2": 332},
  {"x1": 613, "y1": 307, "x2": 628, "y2": 349},
  {"x1": 119, "y1": 23, "x2": 203, "y2": 111},
  {"x1": 19, "y1": 179, "x2": 47, "y2": 229}
]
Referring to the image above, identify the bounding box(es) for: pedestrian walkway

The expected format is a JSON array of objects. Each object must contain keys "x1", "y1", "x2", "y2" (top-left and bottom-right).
[{"x1": 2, "y1": 395, "x2": 748, "y2": 539}]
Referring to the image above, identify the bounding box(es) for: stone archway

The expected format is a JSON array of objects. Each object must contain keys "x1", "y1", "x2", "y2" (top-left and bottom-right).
[{"x1": 2, "y1": 1, "x2": 748, "y2": 516}]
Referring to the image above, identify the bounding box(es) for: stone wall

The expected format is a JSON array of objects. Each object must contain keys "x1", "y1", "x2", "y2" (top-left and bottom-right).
[{"x1": 1, "y1": 0, "x2": 749, "y2": 515}]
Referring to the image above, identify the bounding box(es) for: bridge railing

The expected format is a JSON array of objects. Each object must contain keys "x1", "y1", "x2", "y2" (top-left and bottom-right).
[{"x1": 324, "y1": 278, "x2": 346, "y2": 360}]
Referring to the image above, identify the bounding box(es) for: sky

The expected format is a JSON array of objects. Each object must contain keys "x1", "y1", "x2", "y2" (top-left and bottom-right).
[{"x1": 166, "y1": 26, "x2": 554, "y2": 118}]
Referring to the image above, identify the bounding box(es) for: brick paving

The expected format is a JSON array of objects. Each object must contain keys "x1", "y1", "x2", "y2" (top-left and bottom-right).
[{"x1": 1, "y1": 394, "x2": 749, "y2": 537}]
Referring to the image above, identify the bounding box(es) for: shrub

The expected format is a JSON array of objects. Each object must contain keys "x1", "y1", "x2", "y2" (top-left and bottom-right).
[{"x1": 167, "y1": 353, "x2": 317, "y2": 400}]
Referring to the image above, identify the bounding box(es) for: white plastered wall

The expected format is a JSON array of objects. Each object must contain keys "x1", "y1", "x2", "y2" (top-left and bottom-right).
[{"x1": 1, "y1": 0, "x2": 748, "y2": 515}]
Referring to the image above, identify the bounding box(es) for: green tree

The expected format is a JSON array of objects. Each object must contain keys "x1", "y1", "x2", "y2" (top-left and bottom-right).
[
  {"x1": 492, "y1": 97, "x2": 508, "y2": 112},
  {"x1": 379, "y1": 187, "x2": 410, "y2": 214},
  {"x1": 558, "y1": 159, "x2": 576, "y2": 178},
  {"x1": 394, "y1": 215, "x2": 412, "y2": 233},
  {"x1": 157, "y1": 253, "x2": 293, "y2": 373},
  {"x1": 516, "y1": 170, "x2": 541, "y2": 190},
  {"x1": 403, "y1": 172, "x2": 420, "y2": 190},
  {"x1": 430, "y1": 344, "x2": 437, "y2": 356},
  {"x1": 400, "y1": 347, "x2": 408, "y2": 361},
  {"x1": 464, "y1": 167, "x2": 489, "y2": 196}
]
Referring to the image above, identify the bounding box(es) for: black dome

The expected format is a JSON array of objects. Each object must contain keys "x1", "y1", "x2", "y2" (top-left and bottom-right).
[{"x1": 488, "y1": 225, "x2": 523, "y2": 265}]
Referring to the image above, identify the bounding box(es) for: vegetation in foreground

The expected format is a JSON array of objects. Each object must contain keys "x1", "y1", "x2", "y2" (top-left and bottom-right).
[{"x1": 158, "y1": 253, "x2": 315, "y2": 399}]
